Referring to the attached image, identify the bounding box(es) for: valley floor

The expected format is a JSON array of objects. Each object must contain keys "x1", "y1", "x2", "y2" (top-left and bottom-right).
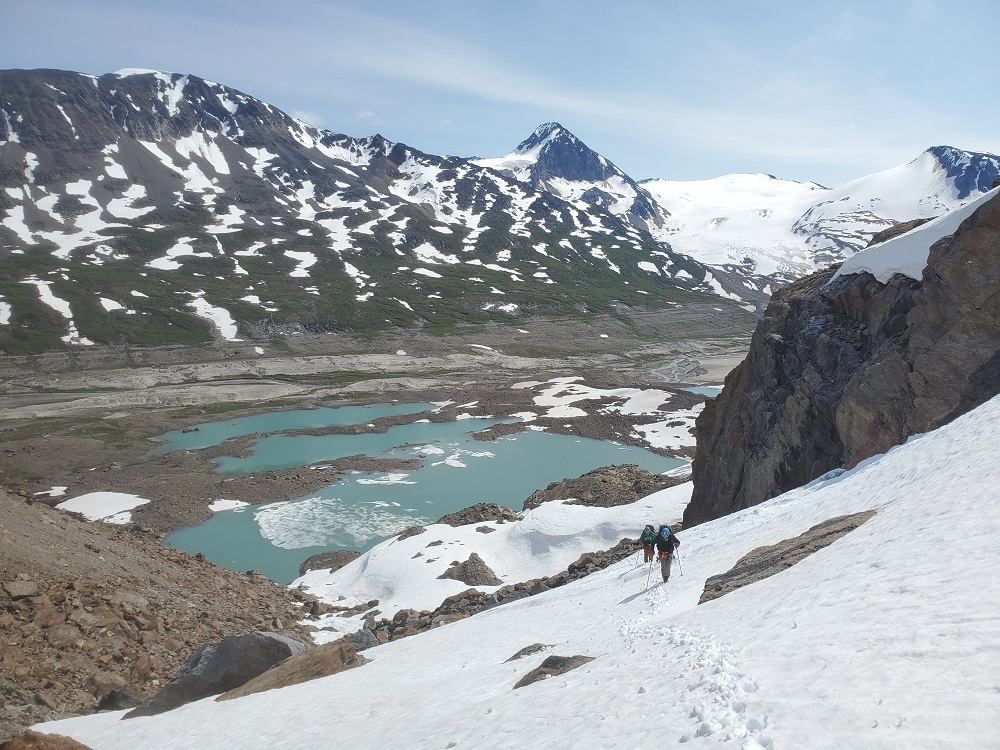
[{"x1": 0, "y1": 310, "x2": 751, "y2": 537}]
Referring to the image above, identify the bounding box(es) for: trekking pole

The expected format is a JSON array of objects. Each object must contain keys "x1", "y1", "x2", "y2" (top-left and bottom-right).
[
  {"x1": 675, "y1": 549, "x2": 683, "y2": 576},
  {"x1": 645, "y1": 556, "x2": 655, "y2": 588}
]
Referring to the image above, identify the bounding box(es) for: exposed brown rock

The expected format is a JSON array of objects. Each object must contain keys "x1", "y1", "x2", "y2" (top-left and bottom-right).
[
  {"x1": 217, "y1": 642, "x2": 366, "y2": 701},
  {"x1": 437, "y1": 553, "x2": 503, "y2": 586},
  {"x1": 866, "y1": 217, "x2": 935, "y2": 247},
  {"x1": 298, "y1": 550, "x2": 361, "y2": 578},
  {"x1": 688, "y1": 193, "x2": 1000, "y2": 525},
  {"x1": 523, "y1": 464, "x2": 684, "y2": 510},
  {"x1": 395, "y1": 526, "x2": 426, "y2": 541},
  {"x1": 0, "y1": 491, "x2": 322, "y2": 741},
  {"x1": 435, "y1": 504, "x2": 519, "y2": 526},
  {"x1": 0, "y1": 731, "x2": 93, "y2": 749},
  {"x1": 513, "y1": 655, "x2": 595, "y2": 689}
]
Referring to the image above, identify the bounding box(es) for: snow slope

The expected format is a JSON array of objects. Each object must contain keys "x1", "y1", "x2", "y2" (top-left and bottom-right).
[
  {"x1": 40, "y1": 394, "x2": 1000, "y2": 748},
  {"x1": 642, "y1": 148, "x2": 999, "y2": 288},
  {"x1": 297, "y1": 481, "x2": 692, "y2": 642},
  {"x1": 833, "y1": 186, "x2": 999, "y2": 283}
]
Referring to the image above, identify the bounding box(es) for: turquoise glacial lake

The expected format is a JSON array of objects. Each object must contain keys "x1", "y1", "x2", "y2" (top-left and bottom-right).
[{"x1": 161, "y1": 403, "x2": 685, "y2": 583}]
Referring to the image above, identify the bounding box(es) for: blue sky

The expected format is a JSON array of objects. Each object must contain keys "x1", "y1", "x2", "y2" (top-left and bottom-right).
[{"x1": 2, "y1": 0, "x2": 997, "y2": 186}]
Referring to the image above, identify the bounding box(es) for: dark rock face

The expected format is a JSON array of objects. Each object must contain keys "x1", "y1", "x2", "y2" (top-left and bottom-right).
[
  {"x1": 699, "y1": 511, "x2": 876, "y2": 604},
  {"x1": 435, "y1": 504, "x2": 519, "y2": 526},
  {"x1": 523, "y1": 464, "x2": 684, "y2": 511},
  {"x1": 503, "y1": 123, "x2": 667, "y2": 230},
  {"x1": 687, "y1": 193, "x2": 1000, "y2": 525},
  {"x1": 298, "y1": 550, "x2": 361, "y2": 577},
  {"x1": 125, "y1": 631, "x2": 306, "y2": 718},
  {"x1": 927, "y1": 146, "x2": 1000, "y2": 199}
]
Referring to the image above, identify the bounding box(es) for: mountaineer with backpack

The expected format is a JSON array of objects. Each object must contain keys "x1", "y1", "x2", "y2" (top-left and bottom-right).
[
  {"x1": 655, "y1": 525, "x2": 680, "y2": 582},
  {"x1": 640, "y1": 524, "x2": 657, "y2": 563}
]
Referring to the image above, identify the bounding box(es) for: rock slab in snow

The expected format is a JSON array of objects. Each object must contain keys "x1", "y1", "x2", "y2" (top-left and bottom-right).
[
  {"x1": 124, "y1": 632, "x2": 307, "y2": 718},
  {"x1": 513, "y1": 655, "x2": 595, "y2": 689},
  {"x1": 698, "y1": 511, "x2": 876, "y2": 604}
]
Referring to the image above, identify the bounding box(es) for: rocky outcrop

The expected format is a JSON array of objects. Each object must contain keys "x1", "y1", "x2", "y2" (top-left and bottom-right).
[
  {"x1": 523, "y1": 464, "x2": 684, "y2": 511},
  {"x1": 298, "y1": 550, "x2": 360, "y2": 577},
  {"x1": 699, "y1": 512, "x2": 876, "y2": 604},
  {"x1": 437, "y1": 553, "x2": 503, "y2": 587},
  {"x1": 687, "y1": 193, "x2": 1000, "y2": 525},
  {"x1": 435, "y1": 504, "x2": 519, "y2": 526},
  {"x1": 125, "y1": 632, "x2": 307, "y2": 718},
  {"x1": 351, "y1": 537, "x2": 640, "y2": 649}
]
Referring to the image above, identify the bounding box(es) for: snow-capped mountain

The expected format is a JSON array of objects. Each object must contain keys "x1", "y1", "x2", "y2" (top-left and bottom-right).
[
  {"x1": 0, "y1": 70, "x2": 712, "y2": 354},
  {"x1": 640, "y1": 146, "x2": 1000, "y2": 308},
  {"x1": 474, "y1": 125, "x2": 999, "y2": 313},
  {"x1": 39, "y1": 392, "x2": 1000, "y2": 748},
  {"x1": 3, "y1": 68, "x2": 996, "y2": 352},
  {"x1": 473, "y1": 122, "x2": 670, "y2": 233}
]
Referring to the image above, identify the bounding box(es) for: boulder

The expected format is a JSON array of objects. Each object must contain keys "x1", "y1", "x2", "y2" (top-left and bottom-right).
[
  {"x1": 217, "y1": 643, "x2": 365, "y2": 701},
  {"x1": 395, "y1": 526, "x2": 426, "y2": 541},
  {"x1": 2, "y1": 582, "x2": 38, "y2": 600},
  {"x1": 437, "y1": 553, "x2": 503, "y2": 587},
  {"x1": 505, "y1": 643, "x2": 551, "y2": 662},
  {"x1": 95, "y1": 688, "x2": 140, "y2": 712},
  {"x1": 124, "y1": 632, "x2": 306, "y2": 718}
]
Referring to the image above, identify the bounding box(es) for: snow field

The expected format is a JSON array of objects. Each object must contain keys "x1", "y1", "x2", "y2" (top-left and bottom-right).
[
  {"x1": 55, "y1": 491, "x2": 150, "y2": 524},
  {"x1": 41, "y1": 394, "x2": 1000, "y2": 749}
]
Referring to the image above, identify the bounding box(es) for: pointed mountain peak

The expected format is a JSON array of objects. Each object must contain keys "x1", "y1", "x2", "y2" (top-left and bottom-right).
[{"x1": 514, "y1": 122, "x2": 579, "y2": 154}]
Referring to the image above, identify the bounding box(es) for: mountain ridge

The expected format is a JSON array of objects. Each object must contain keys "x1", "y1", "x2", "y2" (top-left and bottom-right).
[
  {"x1": 2, "y1": 67, "x2": 998, "y2": 353},
  {"x1": 0, "y1": 68, "x2": 716, "y2": 354}
]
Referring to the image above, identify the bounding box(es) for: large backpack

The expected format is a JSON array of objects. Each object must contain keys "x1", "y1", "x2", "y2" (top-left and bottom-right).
[{"x1": 640, "y1": 525, "x2": 656, "y2": 544}]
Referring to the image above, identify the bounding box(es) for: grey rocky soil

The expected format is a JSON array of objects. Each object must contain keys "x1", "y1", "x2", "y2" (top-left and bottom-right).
[{"x1": 0, "y1": 491, "x2": 326, "y2": 741}]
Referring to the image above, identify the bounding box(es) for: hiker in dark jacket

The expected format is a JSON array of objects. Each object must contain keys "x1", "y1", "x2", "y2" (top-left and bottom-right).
[
  {"x1": 640, "y1": 524, "x2": 657, "y2": 562},
  {"x1": 655, "y1": 525, "x2": 680, "y2": 582}
]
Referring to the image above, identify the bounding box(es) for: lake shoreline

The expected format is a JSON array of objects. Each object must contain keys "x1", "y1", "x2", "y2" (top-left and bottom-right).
[{"x1": 0, "y1": 317, "x2": 747, "y2": 546}]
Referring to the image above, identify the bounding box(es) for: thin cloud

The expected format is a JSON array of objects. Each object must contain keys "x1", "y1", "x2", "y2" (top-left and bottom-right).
[{"x1": 291, "y1": 110, "x2": 323, "y2": 127}]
